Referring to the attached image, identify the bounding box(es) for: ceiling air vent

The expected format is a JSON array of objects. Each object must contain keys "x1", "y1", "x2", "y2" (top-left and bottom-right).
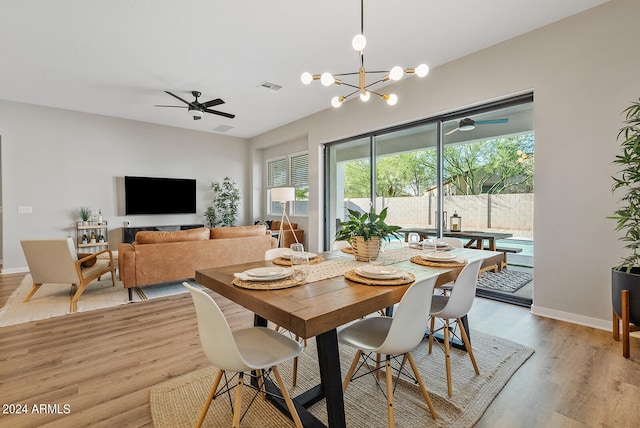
[
  {"x1": 213, "y1": 125, "x2": 234, "y2": 133},
  {"x1": 258, "y1": 81, "x2": 283, "y2": 92}
]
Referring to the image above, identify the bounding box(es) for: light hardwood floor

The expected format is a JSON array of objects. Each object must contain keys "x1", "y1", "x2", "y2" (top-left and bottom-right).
[{"x1": 0, "y1": 273, "x2": 638, "y2": 428}]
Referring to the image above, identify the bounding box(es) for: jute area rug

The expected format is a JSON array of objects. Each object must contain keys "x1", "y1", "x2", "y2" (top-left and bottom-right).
[
  {"x1": 150, "y1": 330, "x2": 534, "y2": 427},
  {"x1": 0, "y1": 274, "x2": 192, "y2": 327}
]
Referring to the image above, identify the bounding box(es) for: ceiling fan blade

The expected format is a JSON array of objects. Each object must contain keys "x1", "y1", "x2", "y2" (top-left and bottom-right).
[
  {"x1": 202, "y1": 98, "x2": 224, "y2": 108},
  {"x1": 164, "y1": 91, "x2": 194, "y2": 107},
  {"x1": 204, "y1": 108, "x2": 236, "y2": 119},
  {"x1": 154, "y1": 105, "x2": 187, "y2": 108},
  {"x1": 475, "y1": 118, "x2": 509, "y2": 125},
  {"x1": 445, "y1": 128, "x2": 459, "y2": 135}
]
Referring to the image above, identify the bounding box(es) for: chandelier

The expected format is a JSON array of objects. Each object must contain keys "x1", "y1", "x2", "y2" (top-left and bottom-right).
[{"x1": 301, "y1": 0, "x2": 429, "y2": 108}]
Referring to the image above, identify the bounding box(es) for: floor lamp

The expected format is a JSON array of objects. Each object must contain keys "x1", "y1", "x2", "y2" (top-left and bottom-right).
[{"x1": 270, "y1": 187, "x2": 300, "y2": 248}]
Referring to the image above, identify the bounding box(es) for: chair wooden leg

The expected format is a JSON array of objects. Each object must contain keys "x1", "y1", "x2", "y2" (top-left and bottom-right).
[
  {"x1": 443, "y1": 319, "x2": 453, "y2": 397},
  {"x1": 72, "y1": 281, "x2": 90, "y2": 303},
  {"x1": 613, "y1": 308, "x2": 620, "y2": 341},
  {"x1": 342, "y1": 349, "x2": 362, "y2": 393},
  {"x1": 196, "y1": 370, "x2": 224, "y2": 428},
  {"x1": 622, "y1": 290, "x2": 630, "y2": 358},
  {"x1": 22, "y1": 283, "x2": 43, "y2": 302},
  {"x1": 428, "y1": 317, "x2": 435, "y2": 354},
  {"x1": 272, "y1": 366, "x2": 303, "y2": 428},
  {"x1": 231, "y1": 372, "x2": 244, "y2": 428},
  {"x1": 256, "y1": 369, "x2": 266, "y2": 401},
  {"x1": 458, "y1": 318, "x2": 480, "y2": 375},
  {"x1": 376, "y1": 353, "x2": 381, "y2": 380},
  {"x1": 406, "y1": 352, "x2": 437, "y2": 420},
  {"x1": 385, "y1": 356, "x2": 395, "y2": 428}
]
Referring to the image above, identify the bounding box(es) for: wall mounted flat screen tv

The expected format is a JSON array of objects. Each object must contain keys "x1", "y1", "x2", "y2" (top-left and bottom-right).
[{"x1": 125, "y1": 176, "x2": 196, "y2": 215}]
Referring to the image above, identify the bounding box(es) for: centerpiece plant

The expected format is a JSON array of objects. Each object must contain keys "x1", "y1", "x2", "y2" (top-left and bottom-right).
[
  {"x1": 610, "y1": 98, "x2": 640, "y2": 333},
  {"x1": 335, "y1": 207, "x2": 401, "y2": 261}
]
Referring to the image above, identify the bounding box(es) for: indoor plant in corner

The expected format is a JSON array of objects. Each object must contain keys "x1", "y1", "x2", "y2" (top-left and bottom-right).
[
  {"x1": 610, "y1": 98, "x2": 640, "y2": 336},
  {"x1": 205, "y1": 177, "x2": 240, "y2": 228},
  {"x1": 335, "y1": 207, "x2": 401, "y2": 262}
]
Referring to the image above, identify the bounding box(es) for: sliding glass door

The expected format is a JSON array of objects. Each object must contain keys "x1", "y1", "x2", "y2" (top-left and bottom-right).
[{"x1": 324, "y1": 94, "x2": 534, "y2": 306}]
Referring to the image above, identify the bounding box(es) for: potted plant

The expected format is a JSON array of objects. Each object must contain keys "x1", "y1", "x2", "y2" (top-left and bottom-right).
[
  {"x1": 205, "y1": 177, "x2": 240, "y2": 228},
  {"x1": 610, "y1": 98, "x2": 640, "y2": 329},
  {"x1": 79, "y1": 206, "x2": 91, "y2": 225},
  {"x1": 335, "y1": 207, "x2": 402, "y2": 261}
]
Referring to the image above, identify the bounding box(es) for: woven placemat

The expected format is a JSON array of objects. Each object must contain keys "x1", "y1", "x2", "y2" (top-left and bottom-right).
[
  {"x1": 344, "y1": 269, "x2": 415, "y2": 286},
  {"x1": 410, "y1": 255, "x2": 468, "y2": 268},
  {"x1": 231, "y1": 276, "x2": 304, "y2": 290},
  {"x1": 272, "y1": 255, "x2": 325, "y2": 266}
]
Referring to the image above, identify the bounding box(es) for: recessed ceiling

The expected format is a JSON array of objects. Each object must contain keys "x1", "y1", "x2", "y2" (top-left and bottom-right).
[{"x1": 0, "y1": 1, "x2": 608, "y2": 139}]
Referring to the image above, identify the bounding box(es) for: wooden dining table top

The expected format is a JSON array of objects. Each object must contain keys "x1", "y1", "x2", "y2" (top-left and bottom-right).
[{"x1": 195, "y1": 247, "x2": 504, "y2": 339}]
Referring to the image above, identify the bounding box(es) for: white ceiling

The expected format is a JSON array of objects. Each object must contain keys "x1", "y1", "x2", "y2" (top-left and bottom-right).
[{"x1": 0, "y1": 0, "x2": 608, "y2": 139}]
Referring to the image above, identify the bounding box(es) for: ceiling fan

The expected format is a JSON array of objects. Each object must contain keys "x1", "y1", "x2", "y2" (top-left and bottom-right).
[
  {"x1": 155, "y1": 91, "x2": 235, "y2": 120},
  {"x1": 445, "y1": 117, "x2": 508, "y2": 135}
]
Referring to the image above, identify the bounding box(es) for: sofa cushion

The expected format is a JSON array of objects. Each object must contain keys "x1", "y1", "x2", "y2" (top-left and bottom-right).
[
  {"x1": 135, "y1": 227, "x2": 210, "y2": 244},
  {"x1": 210, "y1": 225, "x2": 267, "y2": 239}
]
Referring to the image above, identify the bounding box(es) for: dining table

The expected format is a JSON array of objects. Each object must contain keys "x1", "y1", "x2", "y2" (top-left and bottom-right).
[{"x1": 195, "y1": 246, "x2": 504, "y2": 428}]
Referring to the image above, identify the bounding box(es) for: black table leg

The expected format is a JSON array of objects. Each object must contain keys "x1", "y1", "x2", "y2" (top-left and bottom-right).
[{"x1": 316, "y1": 329, "x2": 347, "y2": 428}]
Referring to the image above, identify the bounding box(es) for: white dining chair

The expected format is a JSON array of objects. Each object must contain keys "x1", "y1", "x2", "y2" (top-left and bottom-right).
[
  {"x1": 339, "y1": 276, "x2": 439, "y2": 427},
  {"x1": 436, "y1": 237, "x2": 464, "y2": 295},
  {"x1": 183, "y1": 282, "x2": 303, "y2": 428},
  {"x1": 428, "y1": 258, "x2": 483, "y2": 397},
  {"x1": 264, "y1": 247, "x2": 291, "y2": 260}
]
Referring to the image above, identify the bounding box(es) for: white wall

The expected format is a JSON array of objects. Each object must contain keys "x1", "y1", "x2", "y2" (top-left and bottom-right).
[
  {"x1": 0, "y1": 100, "x2": 250, "y2": 272},
  {"x1": 250, "y1": 0, "x2": 640, "y2": 329}
]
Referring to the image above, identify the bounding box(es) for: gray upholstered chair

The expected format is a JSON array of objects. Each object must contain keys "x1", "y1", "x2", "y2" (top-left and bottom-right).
[{"x1": 20, "y1": 238, "x2": 116, "y2": 303}]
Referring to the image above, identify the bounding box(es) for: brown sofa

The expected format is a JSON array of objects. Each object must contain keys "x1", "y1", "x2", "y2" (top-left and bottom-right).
[
  {"x1": 270, "y1": 220, "x2": 304, "y2": 249},
  {"x1": 119, "y1": 225, "x2": 276, "y2": 300}
]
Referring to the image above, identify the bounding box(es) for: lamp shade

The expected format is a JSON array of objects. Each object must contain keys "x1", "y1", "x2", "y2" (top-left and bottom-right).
[{"x1": 271, "y1": 187, "x2": 295, "y2": 202}]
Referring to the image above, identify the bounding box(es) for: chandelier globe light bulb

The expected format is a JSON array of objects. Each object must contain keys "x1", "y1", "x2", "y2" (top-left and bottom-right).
[
  {"x1": 415, "y1": 63, "x2": 429, "y2": 77},
  {"x1": 301, "y1": 72, "x2": 313, "y2": 85},
  {"x1": 331, "y1": 96, "x2": 343, "y2": 108},
  {"x1": 386, "y1": 94, "x2": 398, "y2": 106},
  {"x1": 320, "y1": 72, "x2": 334, "y2": 87},
  {"x1": 352, "y1": 34, "x2": 367, "y2": 51},
  {"x1": 389, "y1": 66, "x2": 404, "y2": 81},
  {"x1": 360, "y1": 91, "x2": 371, "y2": 102}
]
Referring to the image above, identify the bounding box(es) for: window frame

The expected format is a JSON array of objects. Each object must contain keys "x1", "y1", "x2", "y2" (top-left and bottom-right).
[{"x1": 266, "y1": 150, "x2": 309, "y2": 216}]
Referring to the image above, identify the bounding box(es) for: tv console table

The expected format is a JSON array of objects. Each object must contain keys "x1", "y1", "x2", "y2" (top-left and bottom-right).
[{"x1": 122, "y1": 224, "x2": 204, "y2": 243}]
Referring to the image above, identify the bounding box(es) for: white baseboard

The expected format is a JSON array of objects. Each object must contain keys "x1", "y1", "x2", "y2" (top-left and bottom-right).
[
  {"x1": 1, "y1": 266, "x2": 29, "y2": 274},
  {"x1": 531, "y1": 304, "x2": 611, "y2": 332}
]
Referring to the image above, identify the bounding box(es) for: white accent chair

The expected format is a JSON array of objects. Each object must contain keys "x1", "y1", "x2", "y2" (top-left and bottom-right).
[
  {"x1": 339, "y1": 276, "x2": 439, "y2": 427},
  {"x1": 264, "y1": 247, "x2": 292, "y2": 260},
  {"x1": 183, "y1": 282, "x2": 303, "y2": 428},
  {"x1": 428, "y1": 258, "x2": 483, "y2": 396},
  {"x1": 20, "y1": 238, "x2": 116, "y2": 303},
  {"x1": 331, "y1": 240, "x2": 351, "y2": 251},
  {"x1": 436, "y1": 237, "x2": 464, "y2": 294}
]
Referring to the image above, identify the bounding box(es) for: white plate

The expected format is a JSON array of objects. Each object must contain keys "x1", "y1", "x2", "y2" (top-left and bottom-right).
[
  {"x1": 245, "y1": 267, "x2": 290, "y2": 278},
  {"x1": 280, "y1": 252, "x2": 318, "y2": 260},
  {"x1": 421, "y1": 252, "x2": 457, "y2": 261},
  {"x1": 355, "y1": 266, "x2": 405, "y2": 279}
]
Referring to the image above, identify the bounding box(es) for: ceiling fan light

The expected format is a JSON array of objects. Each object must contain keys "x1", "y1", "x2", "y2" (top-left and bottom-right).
[
  {"x1": 360, "y1": 91, "x2": 371, "y2": 102},
  {"x1": 389, "y1": 66, "x2": 404, "y2": 81},
  {"x1": 189, "y1": 108, "x2": 203, "y2": 118},
  {"x1": 301, "y1": 72, "x2": 314, "y2": 85},
  {"x1": 352, "y1": 34, "x2": 367, "y2": 52},
  {"x1": 415, "y1": 63, "x2": 429, "y2": 77},
  {"x1": 320, "y1": 72, "x2": 334, "y2": 87},
  {"x1": 459, "y1": 118, "x2": 475, "y2": 131}
]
